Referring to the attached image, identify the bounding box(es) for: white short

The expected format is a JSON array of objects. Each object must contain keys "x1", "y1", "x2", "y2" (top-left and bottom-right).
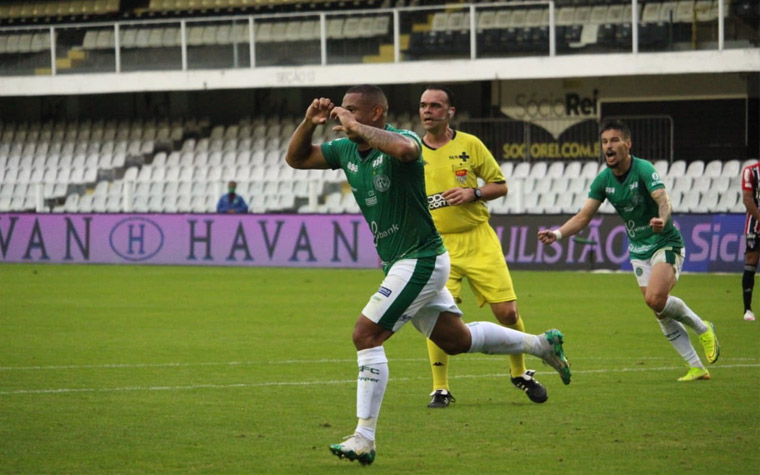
[
  {"x1": 361, "y1": 252, "x2": 462, "y2": 337},
  {"x1": 630, "y1": 246, "x2": 685, "y2": 287}
]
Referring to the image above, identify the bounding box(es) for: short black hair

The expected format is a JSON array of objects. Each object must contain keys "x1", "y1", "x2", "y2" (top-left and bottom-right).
[
  {"x1": 423, "y1": 85, "x2": 455, "y2": 108},
  {"x1": 600, "y1": 119, "x2": 631, "y2": 139},
  {"x1": 345, "y1": 84, "x2": 388, "y2": 110}
]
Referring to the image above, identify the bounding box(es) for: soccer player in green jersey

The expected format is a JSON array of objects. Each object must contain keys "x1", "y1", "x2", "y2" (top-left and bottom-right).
[
  {"x1": 286, "y1": 84, "x2": 572, "y2": 466},
  {"x1": 538, "y1": 119, "x2": 720, "y2": 382}
]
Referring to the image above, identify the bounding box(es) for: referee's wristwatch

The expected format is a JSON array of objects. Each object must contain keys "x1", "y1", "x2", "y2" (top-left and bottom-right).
[{"x1": 472, "y1": 188, "x2": 483, "y2": 201}]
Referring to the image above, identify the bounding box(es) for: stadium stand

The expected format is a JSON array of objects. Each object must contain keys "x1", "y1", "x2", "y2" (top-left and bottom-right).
[
  {"x1": 0, "y1": 0, "x2": 120, "y2": 24},
  {"x1": 0, "y1": 1, "x2": 406, "y2": 24},
  {"x1": 0, "y1": 0, "x2": 755, "y2": 76},
  {"x1": 401, "y1": 0, "x2": 753, "y2": 58},
  {"x1": 0, "y1": 110, "x2": 750, "y2": 215},
  {"x1": 0, "y1": 1, "x2": 756, "y2": 215}
]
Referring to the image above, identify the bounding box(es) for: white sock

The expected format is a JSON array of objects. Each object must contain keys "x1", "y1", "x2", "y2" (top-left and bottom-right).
[
  {"x1": 658, "y1": 317, "x2": 704, "y2": 368},
  {"x1": 466, "y1": 321, "x2": 543, "y2": 357},
  {"x1": 354, "y1": 346, "x2": 388, "y2": 442},
  {"x1": 658, "y1": 296, "x2": 708, "y2": 334}
]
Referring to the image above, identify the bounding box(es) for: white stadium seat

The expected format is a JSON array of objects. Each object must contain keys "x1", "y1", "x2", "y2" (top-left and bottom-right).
[
  {"x1": 703, "y1": 159, "x2": 723, "y2": 177},
  {"x1": 685, "y1": 160, "x2": 705, "y2": 177}
]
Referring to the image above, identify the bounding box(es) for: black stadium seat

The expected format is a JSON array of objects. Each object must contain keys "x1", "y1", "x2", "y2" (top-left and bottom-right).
[
  {"x1": 598, "y1": 23, "x2": 616, "y2": 47},
  {"x1": 733, "y1": 0, "x2": 759, "y2": 22},
  {"x1": 615, "y1": 22, "x2": 631, "y2": 48},
  {"x1": 639, "y1": 22, "x2": 669, "y2": 50},
  {"x1": 529, "y1": 26, "x2": 549, "y2": 52}
]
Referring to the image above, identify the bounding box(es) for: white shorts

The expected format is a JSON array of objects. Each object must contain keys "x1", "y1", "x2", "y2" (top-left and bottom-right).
[
  {"x1": 630, "y1": 246, "x2": 685, "y2": 287},
  {"x1": 361, "y1": 252, "x2": 462, "y2": 337}
]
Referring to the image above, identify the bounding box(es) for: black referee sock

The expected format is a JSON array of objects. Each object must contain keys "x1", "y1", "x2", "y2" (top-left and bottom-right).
[{"x1": 742, "y1": 265, "x2": 756, "y2": 311}]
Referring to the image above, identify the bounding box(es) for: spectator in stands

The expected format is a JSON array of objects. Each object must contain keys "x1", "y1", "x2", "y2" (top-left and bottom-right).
[
  {"x1": 740, "y1": 161, "x2": 760, "y2": 321},
  {"x1": 538, "y1": 119, "x2": 720, "y2": 382},
  {"x1": 216, "y1": 181, "x2": 248, "y2": 213},
  {"x1": 285, "y1": 84, "x2": 571, "y2": 466},
  {"x1": 418, "y1": 85, "x2": 547, "y2": 408}
]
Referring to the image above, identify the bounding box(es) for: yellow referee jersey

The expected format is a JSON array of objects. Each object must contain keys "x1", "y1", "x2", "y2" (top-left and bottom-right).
[{"x1": 423, "y1": 130, "x2": 505, "y2": 234}]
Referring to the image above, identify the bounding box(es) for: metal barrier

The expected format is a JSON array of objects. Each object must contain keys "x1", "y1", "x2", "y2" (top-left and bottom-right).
[{"x1": 0, "y1": 0, "x2": 749, "y2": 77}]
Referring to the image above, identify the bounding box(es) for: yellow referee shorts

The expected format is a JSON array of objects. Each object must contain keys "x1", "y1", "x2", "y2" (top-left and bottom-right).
[{"x1": 441, "y1": 221, "x2": 517, "y2": 307}]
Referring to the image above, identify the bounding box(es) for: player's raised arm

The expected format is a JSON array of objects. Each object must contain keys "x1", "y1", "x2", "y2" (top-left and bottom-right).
[
  {"x1": 538, "y1": 198, "x2": 602, "y2": 244},
  {"x1": 649, "y1": 188, "x2": 672, "y2": 233},
  {"x1": 330, "y1": 106, "x2": 420, "y2": 162},
  {"x1": 285, "y1": 97, "x2": 334, "y2": 170}
]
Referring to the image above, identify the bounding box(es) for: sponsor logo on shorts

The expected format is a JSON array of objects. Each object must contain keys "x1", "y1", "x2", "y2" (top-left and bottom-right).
[
  {"x1": 378, "y1": 286, "x2": 392, "y2": 297},
  {"x1": 428, "y1": 193, "x2": 450, "y2": 210}
]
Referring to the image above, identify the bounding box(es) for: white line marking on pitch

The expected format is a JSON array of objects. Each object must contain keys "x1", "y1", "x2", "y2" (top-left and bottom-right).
[
  {"x1": 2, "y1": 356, "x2": 758, "y2": 371},
  {"x1": 1, "y1": 363, "x2": 758, "y2": 396}
]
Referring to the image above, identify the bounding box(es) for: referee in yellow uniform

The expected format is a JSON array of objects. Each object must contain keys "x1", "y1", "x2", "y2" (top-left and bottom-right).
[{"x1": 419, "y1": 86, "x2": 548, "y2": 406}]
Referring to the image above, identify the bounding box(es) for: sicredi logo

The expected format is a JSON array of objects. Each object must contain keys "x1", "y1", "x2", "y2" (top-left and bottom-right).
[{"x1": 109, "y1": 217, "x2": 164, "y2": 261}]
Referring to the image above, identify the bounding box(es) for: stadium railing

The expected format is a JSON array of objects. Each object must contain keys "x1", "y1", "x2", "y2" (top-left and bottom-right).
[{"x1": 0, "y1": 0, "x2": 757, "y2": 76}]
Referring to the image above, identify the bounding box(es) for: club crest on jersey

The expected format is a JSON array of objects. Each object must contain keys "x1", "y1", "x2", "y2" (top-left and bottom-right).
[
  {"x1": 455, "y1": 169, "x2": 467, "y2": 184},
  {"x1": 374, "y1": 174, "x2": 390, "y2": 192}
]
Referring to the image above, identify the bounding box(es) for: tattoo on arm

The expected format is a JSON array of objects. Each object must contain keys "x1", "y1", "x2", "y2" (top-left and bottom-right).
[
  {"x1": 355, "y1": 123, "x2": 418, "y2": 161},
  {"x1": 359, "y1": 125, "x2": 395, "y2": 150},
  {"x1": 652, "y1": 188, "x2": 671, "y2": 221}
]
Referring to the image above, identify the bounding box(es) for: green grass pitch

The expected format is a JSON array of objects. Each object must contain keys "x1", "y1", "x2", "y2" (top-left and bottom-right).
[{"x1": 1, "y1": 264, "x2": 758, "y2": 473}]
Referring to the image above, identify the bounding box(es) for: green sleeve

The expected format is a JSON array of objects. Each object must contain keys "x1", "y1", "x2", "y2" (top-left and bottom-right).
[
  {"x1": 398, "y1": 129, "x2": 423, "y2": 162},
  {"x1": 320, "y1": 139, "x2": 345, "y2": 170},
  {"x1": 638, "y1": 159, "x2": 666, "y2": 193}
]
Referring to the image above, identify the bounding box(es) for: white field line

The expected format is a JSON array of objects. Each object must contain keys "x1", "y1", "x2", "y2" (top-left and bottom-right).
[
  {"x1": 2, "y1": 356, "x2": 758, "y2": 372},
  {"x1": 1, "y1": 363, "x2": 759, "y2": 396}
]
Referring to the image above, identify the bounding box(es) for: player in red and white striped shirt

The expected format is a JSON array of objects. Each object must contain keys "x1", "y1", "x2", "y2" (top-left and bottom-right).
[{"x1": 740, "y1": 161, "x2": 760, "y2": 321}]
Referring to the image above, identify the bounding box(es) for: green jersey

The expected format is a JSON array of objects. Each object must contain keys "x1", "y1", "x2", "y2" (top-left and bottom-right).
[
  {"x1": 589, "y1": 156, "x2": 684, "y2": 260},
  {"x1": 321, "y1": 124, "x2": 445, "y2": 271}
]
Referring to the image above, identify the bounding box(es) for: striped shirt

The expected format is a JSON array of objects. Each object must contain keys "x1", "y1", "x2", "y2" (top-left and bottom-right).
[{"x1": 741, "y1": 162, "x2": 760, "y2": 234}]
